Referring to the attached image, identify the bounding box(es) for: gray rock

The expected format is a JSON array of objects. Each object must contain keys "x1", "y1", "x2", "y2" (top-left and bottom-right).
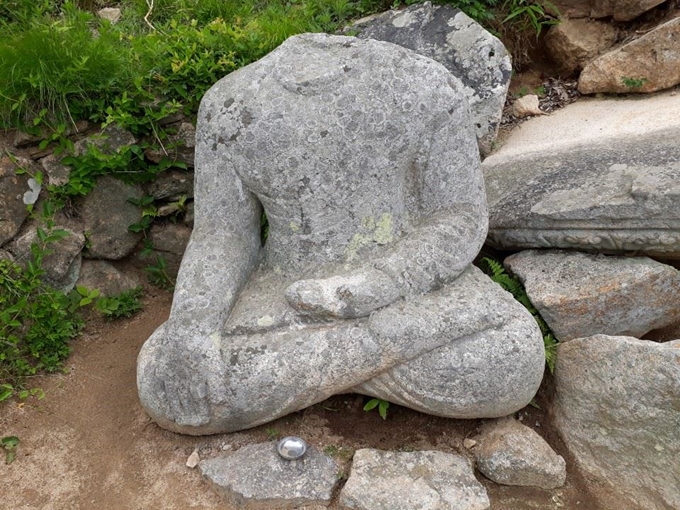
[
  {"x1": 590, "y1": 0, "x2": 668, "y2": 21},
  {"x1": 80, "y1": 175, "x2": 143, "y2": 259},
  {"x1": 76, "y1": 260, "x2": 141, "y2": 297},
  {"x1": 6, "y1": 222, "x2": 85, "y2": 290},
  {"x1": 183, "y1": 201, "x2": 194, "y2": 227},
  {"x1": 340, "y1": 449, "x2": 490, "y2": 510},
  {"x1": 137, "y1": 34, "x2": 543, "y2": 435},
  {"x1": 199, "y1": 442, "x2": 338, "y2": 509},
  {"x1": 579, "y1": 17, "x2": 680, "y2": 94},
  {"x1": 483, "y1": 91, "x2": 680, "y2": 257},
  {"x1": 554, "y1": 335, "x2": 680, "y2": 510},
  {"x1": 142, "y1": 222, "x2": 191, "y2": 277},
  {"x1": 0, "y1": 155, "x2": 33, "y2": 245},
  {"x1": 0, "y1": 249, "x2": 14, "y2": 262},
  {"x1": 351, "y1": 2, "x2": 511, "y2": 155},
  {"x1": 511, "y1": 95, "x2": 543, "y2": 118},
  {"x1": 145, "y1": 122, "x2": 196, "y2": 169},
  {"x1": 505, "y1": 250, "x2": 680, "y2": 341},
  {"x1": 145, "y1": 169, "x2": 194, "y2": 200},
  {"x1": 473, "y1": 417, "x2": 566, "y2": 490}
]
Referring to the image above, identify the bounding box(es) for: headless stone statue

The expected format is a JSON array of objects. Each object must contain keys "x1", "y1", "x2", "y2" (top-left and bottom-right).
[{"x1": 137, "y1": 34, "x2": 545, "y2": 435}]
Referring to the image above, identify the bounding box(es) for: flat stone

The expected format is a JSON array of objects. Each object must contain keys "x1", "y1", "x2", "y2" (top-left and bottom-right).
[
  {"x1": 554, "y1": 335, "x2": 680, "y2": 509},
  {"x1": 138, "y1": 222, "x2": 191, "y2": 277},
  {"x1": 505, "y1": 250, "x2": 680, "y2": 341},
  {"x1": 483, "y1": 91, "x2": 680, "y2": 257},
  {"x1": 97, "y1": 7, "x2": 121, "y2": 23},
  {"x1": 340, "y1": 449, "x2": 490, "y2": 510},
  {"x1": 6, "y1": 221, "x2": 85, "y2": 290},
  {"x1": 145, "y1": 169, "x2": 194, "y2": 201},
  {"x1": 579, "y1": 17, "x2": 680, "y2": 94},
  {"x1": 545, "y1": 19, "x2": 618, "y2": 75},
  {"x1": 473, "y1": 417, "x2": 566, "y2": 490},
  {"x1": 590, "y1": 0, "x2": 668, "y2": 21},
  {"x1": 511, "y1": 95, "x2": 543, "y2": 118},
  {"x1": 145, "y1": 122, "x2": 196, "y2": 169},
  {"x1": 199, "y1": 442, "x2": 338, "y2": 509},
  {"x1": 80, "y1": 175, "x2": 143, "y2": 259},
  {"x1": 351, "y1": 2, "x2": 511, "y2": 155},
  {"x1": 0, "y1": 155, "x2": 33, "y2": 245},
  {"x1": 75, "y1": 260, "x2": 141, "y2": 297}
]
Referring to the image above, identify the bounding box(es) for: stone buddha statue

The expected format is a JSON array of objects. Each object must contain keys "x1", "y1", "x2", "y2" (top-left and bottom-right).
[{"x1": 137, "y1": 33, "x2": 544, "y2": 435}]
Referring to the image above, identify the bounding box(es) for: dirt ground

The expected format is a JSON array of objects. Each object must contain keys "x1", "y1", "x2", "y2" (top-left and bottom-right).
[{"x1": 0, "y1": 281, "x2": 613, "y2": 510}]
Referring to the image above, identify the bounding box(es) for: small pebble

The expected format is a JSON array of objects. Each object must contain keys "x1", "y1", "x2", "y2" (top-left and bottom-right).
[
  {"x1": 464, "y1": 438, "x2": 477, "y2": 449},
  {"x1": 186, "y1": 449, "x2": 200, "y2": 468}
]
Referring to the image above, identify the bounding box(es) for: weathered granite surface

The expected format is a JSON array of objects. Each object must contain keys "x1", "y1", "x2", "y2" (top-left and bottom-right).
[
  {"x1": 554, "y1": 335, "x2": 680, "y2": 510},
  {"x1": 545, "y1": 18, "x2": 618, "y2": 75},
  {"x1": 340, "y1": 449, "x2": 490, "y2": 510},
  {"x1": 579, "y1": 17, "x2": 680, "y2": 94},
  {"x1": 137, "y1": 34, "x2": 544, "y2": 435},
  {"x1": 473, "y1": 417, "x2": 566, "y2": 490},
  {"x1": 483, "y1": 92, "x2": 680, "y2": 257},
  {"x1": 351, "y1": 2, "x2": 511, "y2": 155},
  {"x1": 199, "y1": 443, "x2": 338, "y2": 509},
  {"x1": 505, "y1": 250, "x2": 680, "y2": 341}
]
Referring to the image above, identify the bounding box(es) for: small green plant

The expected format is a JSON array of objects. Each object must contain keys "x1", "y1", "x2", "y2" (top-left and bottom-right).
[
  {"x1": 265, "y1": 427, "x2": 280, "y2": 440},
  {"x1": 501, "y1": 0, "x2": 558, "y2": 37},
  {"x1": 324, "y1": 444, "x2": 355, "y2": 461},
  {"x1": 363, "y1": 397, "x2": 390, "y2": 419},
  {"x1": 0, "y1": 202, "x2": 90, "y2": 390},
  {"x1": 480, "y1": 257, "x2": 558, "y2": 372},
  {"x1": 621, "y1": 76, "x2": 647, "y2": 90},
  {"x1": 96, "y1": 287, "x2": 144, "y2": 320},
  {"x1": 1, "y1": 436, "x2": 20, "y2": 465},
  {"x1": 144, "y1": 255, "x2": 175, "y2": 289}
]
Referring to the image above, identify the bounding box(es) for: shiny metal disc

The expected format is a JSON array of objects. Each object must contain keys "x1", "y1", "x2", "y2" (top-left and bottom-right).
[{"x1": 277, "y1": 436, "x2": 308, "y2": 460}]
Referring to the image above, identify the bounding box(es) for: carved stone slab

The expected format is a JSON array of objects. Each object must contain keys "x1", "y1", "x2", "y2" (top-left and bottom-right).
[{"x1": 483, "y1": 92, "x2": 680, "y2": 257}]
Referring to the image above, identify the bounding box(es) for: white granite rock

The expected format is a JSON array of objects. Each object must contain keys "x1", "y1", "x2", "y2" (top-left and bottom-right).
[
  {"x1": 199, "y1": 443, "x2": 338, "y2": 509},
  {"x1": 473, "y1": 417, "x2": 566, "y2": 490},
  {"x1": 505, "y1": 250, "x2": 680, "y2": 341},
  {"x1": 554, "y1": 335, "x2": 680, "y2": 509},
  {"x1": 340, "y1": 449, "x2": 490, "y2": 510}
]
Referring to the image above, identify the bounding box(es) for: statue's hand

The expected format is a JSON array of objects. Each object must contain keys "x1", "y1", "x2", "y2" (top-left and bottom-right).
[{"x1": 285, "y1": 268, "x2": 401, "y2": 319}]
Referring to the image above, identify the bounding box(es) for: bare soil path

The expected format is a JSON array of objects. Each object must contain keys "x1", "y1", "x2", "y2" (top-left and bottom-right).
[{"x1": 1, "y1": 286, "x2": 603, "y2": 510}]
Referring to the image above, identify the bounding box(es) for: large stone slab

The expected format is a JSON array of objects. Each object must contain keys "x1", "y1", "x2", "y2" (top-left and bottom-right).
[
  {"x1": 579, "y1": 17, "x2": 680, "y2": 94},
  {"x1": 351, "y1": 2, "x2": 511, "y2": 155},
  {"x1": 505, "y1": 250, "x2": 680, "y2": 341},
  {"x1": 340, "y1": 449, "x2": 490, "y2": 510},
  {"x1": 483, "y1": 92, "x2": 680, "y2": 257},
  {"x1": 554, "y1": 335, "x2": 680, "y2": 510},
  {"x1": 199, "y1": 442, "x2": 339, "y2": 509},
  {"x1": 473, "y1": 417, "x2": 566, "y2": 490}
]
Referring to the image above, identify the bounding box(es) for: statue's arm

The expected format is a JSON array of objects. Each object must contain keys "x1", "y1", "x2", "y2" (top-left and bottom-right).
[
  {"x1": 286, "y1": 116, "x2": 487, "y2": 319},
  {"x1": 169, "y1": 117, "x2": 262, "y2": 334}
]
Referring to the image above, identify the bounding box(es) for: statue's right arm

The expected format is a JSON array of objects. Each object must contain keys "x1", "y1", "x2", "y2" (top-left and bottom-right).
[{"x1": 168, "y1": 110, "x2": 262, "y2": 335}]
